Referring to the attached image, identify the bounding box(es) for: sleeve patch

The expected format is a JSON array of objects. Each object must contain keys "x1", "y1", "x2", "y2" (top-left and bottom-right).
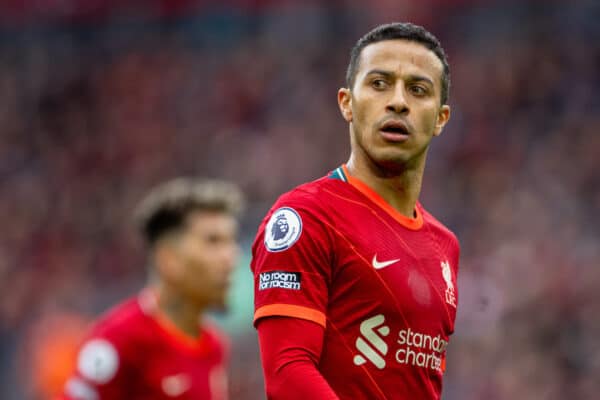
[
  {"x1": 259, "y1": 271, "x2": 301, "y2": 290},
  {"x1": 77, "y1": 339, "x2": 119, "y2": 384},
  {"x1": 264, "y1": 207, "x2": 303, "y2": 252}
]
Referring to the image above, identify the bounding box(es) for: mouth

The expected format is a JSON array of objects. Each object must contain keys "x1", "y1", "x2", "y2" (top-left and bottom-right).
[{"x1": 379, "y1": 120, "x2": 410, "y2": 142}]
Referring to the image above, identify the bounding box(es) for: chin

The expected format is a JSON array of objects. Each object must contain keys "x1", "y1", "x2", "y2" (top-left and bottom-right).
[
  {"x1": 373, "y1": 145, "x2": 427, "y2": 171},
  {"x1": 370, "y1": 151, "x2": 412, "y2": 172}
]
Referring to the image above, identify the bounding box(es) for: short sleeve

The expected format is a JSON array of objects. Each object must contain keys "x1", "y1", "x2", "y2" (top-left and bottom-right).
[{"x1": 251, "y1": 197, "x2": 332, "y2": 328}]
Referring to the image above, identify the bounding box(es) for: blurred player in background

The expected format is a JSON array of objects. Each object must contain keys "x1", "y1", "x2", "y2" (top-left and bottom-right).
[
  {"x1": 61, "y1": 178, "x2": 244, "y2": 400},
  {"x1": 251, "y1": 22, "x2": 459, "y2": 399}
]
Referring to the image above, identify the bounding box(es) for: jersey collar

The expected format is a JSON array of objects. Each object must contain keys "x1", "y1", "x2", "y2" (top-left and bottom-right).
[
  {"x1": 337, "y1": 164, "x2": 424, "y2": 230},
  {"x1": 138, "y1": 289, "x2": 210, "y2": 353}
]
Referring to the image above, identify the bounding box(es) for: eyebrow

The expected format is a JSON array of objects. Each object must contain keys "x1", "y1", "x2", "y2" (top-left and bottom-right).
[
  {"x1": 365, "y1": 69, "x2": 395, "y2": 79},
  {"x1": 365, "y1": 69, "x2": 434, "y2": 86}
]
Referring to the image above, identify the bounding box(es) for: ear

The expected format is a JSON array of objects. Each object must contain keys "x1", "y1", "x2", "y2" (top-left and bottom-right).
[
  {"x1": 433, "y1": 104, "x2": 451, "y2": 137},
  {"x1": 337, "y1": 88, "x2": 353, "y2": 122},
  {"x1": 154, "y1": 242, "x2": 182, "y2": 282}
]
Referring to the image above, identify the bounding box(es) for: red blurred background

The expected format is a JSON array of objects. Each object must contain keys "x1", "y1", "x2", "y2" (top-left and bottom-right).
[{"x1": 0, "y1": 0, "x2": 598, "y2": 399}]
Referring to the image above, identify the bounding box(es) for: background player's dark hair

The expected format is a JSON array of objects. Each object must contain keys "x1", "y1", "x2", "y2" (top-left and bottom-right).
[
  {"x1": 134, "y1": 178, "x2": 244, "y2": 246},
  {"x1": 346, "y1": 22, "x2": 451, "y2": 105}
]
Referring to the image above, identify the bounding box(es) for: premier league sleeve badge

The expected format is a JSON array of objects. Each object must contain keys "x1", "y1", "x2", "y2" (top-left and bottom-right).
[{"x1": 264, "y1": 207, "x2": 303, "y2": 252}]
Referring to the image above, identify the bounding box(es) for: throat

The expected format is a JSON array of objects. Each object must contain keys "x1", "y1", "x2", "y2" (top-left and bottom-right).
[
  {"x1": 156, "y1": 287, "x2": 203, "y2": 339},
  {"x1": 378, "y1": 182, "x2": 418, "y2": 219},
  {"x1": 346, "y1": 158, "x2": 423, "y2": 219}
]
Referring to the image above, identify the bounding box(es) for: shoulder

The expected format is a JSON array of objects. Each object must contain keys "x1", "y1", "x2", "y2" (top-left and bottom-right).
[
  {"x1": 264, "y1": 174, "x2": 349, "y2": 227},
  {"x1": 87, "y1": 296, "x2": 148, "y2": 340},
  {"x1": 66, "y1": 298, "x2": 143, "y2": 389},
  {"x1": 201, "y1": 318, "x2": 230, "y2": 361},
  {"x1": 420, "y1": 204, "x2": 460, "y2": 251},
  {"x1": 420, "y1": 205, "x2": 460, "y2": 275},
  {"x1": 254, "y1": 177, "x2": 338, "y2": 253},
  {"x1": 274, "y1": 175, "x2": 340, "y2": 212},
  {"x1": 77, "y1": 296, "x2": 152, "y2": 367}
]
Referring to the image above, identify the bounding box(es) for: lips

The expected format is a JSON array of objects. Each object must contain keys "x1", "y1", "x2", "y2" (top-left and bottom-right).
[
  {"x1": 380, "y1": 120, "x2": 409, "y2": 134},
  {"x1": 379, "y1": 120, "x2": 410, "y2": 142}
]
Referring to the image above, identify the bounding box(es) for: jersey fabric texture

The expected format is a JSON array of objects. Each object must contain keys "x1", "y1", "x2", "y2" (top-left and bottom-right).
[
  {"x1": 252, "y1": 165, "x2": 460, "y2": 399},
  {"x1": 258, "y1": 317, "x2": 339, "y2": 399},
  {"x1": 61, "y1": 291, "x2": 228, "y2": 400}
]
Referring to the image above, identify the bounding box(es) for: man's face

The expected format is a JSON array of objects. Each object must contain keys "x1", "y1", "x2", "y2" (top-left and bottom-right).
[
  {"x1": 162, "y1": 211, "x2": 239, "y2": 309},
  {"x1": 338, "y1": 39, "x2": 450, "y2": 171}
]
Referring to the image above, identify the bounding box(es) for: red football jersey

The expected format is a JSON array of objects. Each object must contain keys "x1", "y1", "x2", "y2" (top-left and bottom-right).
[
  {"x1": 61, "y1": 290, "x2": 228, "y2": 400},
  {"x1": 252, "y1": 165, "x2": 460, "y2": 399}
]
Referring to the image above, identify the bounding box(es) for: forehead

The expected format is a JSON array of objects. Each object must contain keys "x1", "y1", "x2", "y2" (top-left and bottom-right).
[
  {"x1": 185, "y1": 211, "x2": 237, "y2": 234},
  {"x1": 357, "y1": 39, "x2": 443, "y2": 83}
]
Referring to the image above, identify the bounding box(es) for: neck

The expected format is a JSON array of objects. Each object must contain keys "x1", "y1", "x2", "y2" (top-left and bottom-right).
[
  {"x1": 154, "y1": 283, "x2": 204, "y2": 339},
  {"x1": 346, "y1": 150, "x2": 427, "y2": 218}
]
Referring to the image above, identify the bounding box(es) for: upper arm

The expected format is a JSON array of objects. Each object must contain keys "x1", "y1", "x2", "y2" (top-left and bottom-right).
[
  {"x1": 251, "y1": 199, "x2": 333, "y2": 329},
  {"x1": 257, "y1": 317, "x2": 338, "y2": 399},
  {"x1": 257, "y1": 316, "x2": 326, "y2": 370},
  {"x1": 62, "y1": 337, "x2": 130, "y2": 400}
]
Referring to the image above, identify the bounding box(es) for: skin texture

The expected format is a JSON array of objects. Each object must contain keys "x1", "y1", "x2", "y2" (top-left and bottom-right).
[
  {"x1": 153, "y1": 211, "x2": 239, "y2": 338},
  {"x1": 338, "y1": 39, "x2": 451, "y2": 217}
]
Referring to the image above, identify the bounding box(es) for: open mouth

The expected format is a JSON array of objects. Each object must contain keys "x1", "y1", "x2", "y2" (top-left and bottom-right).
[{"x1": 380, "y1": 120, "x2": 410, "y2": 142}]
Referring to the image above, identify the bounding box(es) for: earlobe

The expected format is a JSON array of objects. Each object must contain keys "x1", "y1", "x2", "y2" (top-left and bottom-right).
[
  {"x1": 433, "y1": 105, "x2": 450, "y2": 137},
  {"x1": 337, "y1": 88, "x2": 353, "y2": 122}
]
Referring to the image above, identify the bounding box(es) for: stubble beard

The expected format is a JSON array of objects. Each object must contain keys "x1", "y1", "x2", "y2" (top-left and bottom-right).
[{"x1": 352, "y1": 126, "x2": 428, "y2": 177}]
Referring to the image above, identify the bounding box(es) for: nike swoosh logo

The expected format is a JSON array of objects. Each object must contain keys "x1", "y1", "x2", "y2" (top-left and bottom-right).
[{"x1": 372, "y1": 254, "x2": 400, "y2": 269}]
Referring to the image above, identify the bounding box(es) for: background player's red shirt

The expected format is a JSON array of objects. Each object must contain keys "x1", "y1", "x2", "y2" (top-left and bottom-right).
[
  {"x1": 61, "y1": 290, "x2": 228, "y2": 400},
  {"x1": 252, "y1": 165, "x2": 460, "y2": 399}
]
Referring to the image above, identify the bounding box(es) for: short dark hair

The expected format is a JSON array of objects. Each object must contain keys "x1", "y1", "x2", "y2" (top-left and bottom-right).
[
  {"x1": 346, "y1": 22, "x2": 450, "y2": 105},
  {"x1": 134, "y1": 178, "x2": 244, "y2": 246}
]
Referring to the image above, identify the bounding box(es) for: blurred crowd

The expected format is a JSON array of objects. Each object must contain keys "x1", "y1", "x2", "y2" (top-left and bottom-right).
[{"x1": 0, "y1": 0, "x2": 598, "y2": 399}]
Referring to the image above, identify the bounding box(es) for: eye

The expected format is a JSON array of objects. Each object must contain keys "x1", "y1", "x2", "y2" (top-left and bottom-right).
[
  {"x1": 371, "y1": 79, "x2": 389, "y2": 90},
  {"x1": 204, "y1": 234, "x2": 222, "y2": 244},
  {"x1": 409, "y1": 85, "x2": 428, "y2": 96}
]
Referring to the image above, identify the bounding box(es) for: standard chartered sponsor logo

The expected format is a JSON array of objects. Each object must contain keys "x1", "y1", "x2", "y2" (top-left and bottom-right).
[
  {"x1": 259, "y1": 271, "x2": 301, "y2": 290},
  {"x1": 395, "y1": 328, "x2": 448, "y2": 371},
  {"x1": 353, "y1": 314, "x2": 390, "y2": 369},
  {"x1": 353, "y1": 315, "x2": 448, "y2": 372}
]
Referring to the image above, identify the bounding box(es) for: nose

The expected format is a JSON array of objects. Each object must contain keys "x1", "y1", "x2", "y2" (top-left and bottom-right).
[{"x1": 386, "y1": 84, "x2": 409, "y2": 114}]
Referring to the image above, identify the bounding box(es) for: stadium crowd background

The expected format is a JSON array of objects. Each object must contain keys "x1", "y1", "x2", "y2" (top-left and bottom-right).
[{"x1": 0, "y1": 0, "x2": 598, "y2": 399}]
